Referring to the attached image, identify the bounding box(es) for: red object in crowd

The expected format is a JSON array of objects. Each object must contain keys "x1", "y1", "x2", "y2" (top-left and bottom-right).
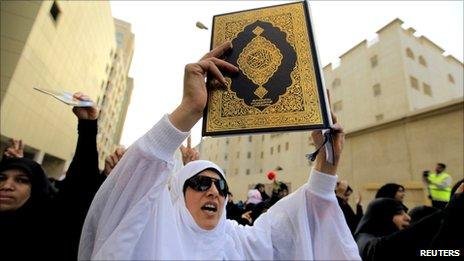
[{"x1": 267, "y1": 171, "x2": 277, "y2": 181}]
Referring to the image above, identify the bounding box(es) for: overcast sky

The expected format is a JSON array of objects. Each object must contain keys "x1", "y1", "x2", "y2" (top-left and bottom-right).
[{"x1": 110, "y1": 0, "x2": 463, "y2": 148}]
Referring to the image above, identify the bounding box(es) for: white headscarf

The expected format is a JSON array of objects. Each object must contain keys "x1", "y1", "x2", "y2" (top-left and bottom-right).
[
  {"x1": 246, "y1": 189, "x2": 263, "y2": 204},
  {"x1": 168, "y1": 160, "x2": 243, "y2": 260}
]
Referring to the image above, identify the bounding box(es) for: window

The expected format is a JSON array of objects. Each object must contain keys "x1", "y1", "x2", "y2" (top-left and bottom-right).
[
  {"x1": 238, "y1": 137, "x2": 241, "y2": 142},
  {"x1": 419, "y1": 56, "x2": 427, "y2": 67},
  {"x1": 270, "y1": 147, "x2": 274, "y2": 155},
  {"x1": 262, "y1": 135, "x2": 265, "y2": 141},
  {"x1": 247, "y1": 152, "x2": 251, "y2": 159},
  {"x1": 224, "y1": 155, "x2": 228, "y2": 160},
  {"x1": 248, "y1": 136, "x2": 252, "y2": 142},
  {"x1": 332, "y1": 78, "x2": 341, "y2": 88},
  {"x1": 101, "y1": 95, "x2": 107, "y2": 107},
  {"x1": 277, "y1": 145, "x2": 281, "y2": 153},
  {"x1": 226, "y1": 138, "x2": 229, "y2": 145},
  {"x1": 410, "y1": 76, "x2": 419, "y2": 90},
  {"x1": 116, "y1": 32, "x2": 124, "y2": 48},
  {"x1": 333, "y1": 101, "x2": 343, "y2": 112},
  {"x1": 236, "y1": 152, "x2": 240, "y2": 159},
  {"x1": 260, "y1": 169, "x2": 263, "y2": 173},
  {"x1": 49, "y1": 1, "x2": 61, "y2": 23},
  {"x1": 260, "y1": 151, "x2": 264, "y2": 159},
  {"x1": 406, "y1": 48, "x2": 415, "y2": 59},
  {"x1": 285, "y1": 142, "x2": 289, "y2": 151},
  {"x1": 370, "y1": 55, "x2": 378, "y2": 68},
  {"x1": 448, "y1": 74, "x2": 455, "y2": 84},
  {"x1": 246, "y1": 169, "x2": 250, "y2": 175},
  {"x1": 373, "y1": 84, "x2": 381, "y2": 96},
  {"x1": 423, "y1": 83, "x2": 432, "y2": 96},
  {"x1": 375, "y1": 114, "x2": 384, "y2": 121}
]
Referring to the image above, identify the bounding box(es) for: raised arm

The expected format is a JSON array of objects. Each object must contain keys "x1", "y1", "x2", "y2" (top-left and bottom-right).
[
  {"x1": 79, "y1": 42, "x2": 238, "y2": 260},
  {"x1": 236, "y1": 112, "x2": 360, "y2": 260},
  {"x1": 61, "y1": 93, "x2": 101, "y2": 191}
]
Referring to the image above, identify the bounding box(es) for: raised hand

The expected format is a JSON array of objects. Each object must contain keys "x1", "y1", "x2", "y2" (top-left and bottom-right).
[
  {"x1": 241, "y1": 210, "x2": 253, "y2": 224},
  {"x1": 169, "y1": 42, "x2": 238, "y2": 132},
  {"x1": 4, "y1": 138, "x2": 24, "y2": 158},
  {"x1": 310, "y1": 91, "x2": 345, "y2": 175},
  {"x1": 355, "y1": 191, "x2": 362, "y2": 205},
  {"x1": 335, "y1": 180, "x2": 348, "y2": 196},
  {"x1": 72, "y1": 92, "x2": 99, "y2": 120},
  {"x1": 103, "y1": 147, "x2": 126, "y2": 176},
  {"x1": 180, "y1": 136, "x2": 199, "y2": 165}
]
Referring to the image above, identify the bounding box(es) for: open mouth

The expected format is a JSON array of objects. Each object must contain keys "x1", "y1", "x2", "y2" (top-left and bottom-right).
[{"x1": 201, "y1": 202, "x2": 218, "y2": 213}]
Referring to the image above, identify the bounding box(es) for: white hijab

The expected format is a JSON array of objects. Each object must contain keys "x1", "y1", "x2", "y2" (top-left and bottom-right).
[{"x1": 168, "y1": 160, "x2": 242, "y2": 259}]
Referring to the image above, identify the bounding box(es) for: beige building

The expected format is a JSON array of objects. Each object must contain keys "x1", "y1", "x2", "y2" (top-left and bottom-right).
[
  {"x1": 198, "y1": 18, "x2": 463, "y2": 207},
  {"x1": 97, "y1": 18, "x2": 134, "y2": 168},
  {"x1": 325, "y1": 18, "x2": 463, "y2": 132},
  {"x1": 1, "y1": 1, "x2": 116, "y2": 177}
]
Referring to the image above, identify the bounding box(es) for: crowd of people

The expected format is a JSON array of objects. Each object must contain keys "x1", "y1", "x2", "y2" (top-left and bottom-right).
[
  {"x1": 1, "y1": 42, "x2": 462, "y2": 260},
  {"x1": 223, "y1": 171, "x2": 463, "y2": 260}
]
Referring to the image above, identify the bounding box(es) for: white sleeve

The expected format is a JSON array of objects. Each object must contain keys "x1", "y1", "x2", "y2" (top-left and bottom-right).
[
  {"x1": 304, "y1": 169, "x2": 361, "y2": 260},
  {"x1": 246, "y1": 169, "x2": 361, "y2": 260},
  {"x1": 78, "y1": 114, "x2": 189, "y2": 260}
]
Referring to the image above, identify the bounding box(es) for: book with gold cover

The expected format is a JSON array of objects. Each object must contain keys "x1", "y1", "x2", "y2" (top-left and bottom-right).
[{"x1": 202, "y1": 1, "x2": 332, "y2": 136}]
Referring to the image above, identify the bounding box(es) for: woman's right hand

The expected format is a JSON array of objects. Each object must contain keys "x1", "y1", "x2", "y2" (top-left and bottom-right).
[{"x1": 169, "y1": 42, "x2": 238, "y2": 132}]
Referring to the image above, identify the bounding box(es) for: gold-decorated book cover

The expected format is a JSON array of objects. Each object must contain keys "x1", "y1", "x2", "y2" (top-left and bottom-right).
[{"x1": 202, "y1": 1, "x2": 332, "y2": 136}]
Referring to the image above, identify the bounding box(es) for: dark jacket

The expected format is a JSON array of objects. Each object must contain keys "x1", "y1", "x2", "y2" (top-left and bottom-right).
[
  {"x1": 429, "y1": 193, "x2": 463, "y2": 252},
  {"x1": 54, "y1": 119, "x2": 106, "y2": 260},
  {"x1": 0, "y1": 119, "x2": 106, "y2": 260},
  {"x1": 355, "y1": 198, "x2": 444, "y2": 261},
  {"x1": 336, "y1": 196, "x2": 363, "y2": 235}
]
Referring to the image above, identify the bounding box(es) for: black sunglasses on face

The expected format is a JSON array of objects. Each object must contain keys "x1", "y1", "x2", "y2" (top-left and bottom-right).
[{"x1": 184, "y1": 175, "x2": 229, "y2": 197}]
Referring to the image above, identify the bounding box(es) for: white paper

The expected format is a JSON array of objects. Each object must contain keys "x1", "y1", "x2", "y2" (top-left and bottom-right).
[{"x1": 33, "y1": 87, "x2": 93, "y2": 107}]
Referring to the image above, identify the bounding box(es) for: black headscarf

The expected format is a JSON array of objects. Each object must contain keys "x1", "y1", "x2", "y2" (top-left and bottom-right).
[
  {"x1": 0, "y1": 157, "x2": 57, "y2": 260},
  {"x1": 408, "y1": 205, "x2": 439, "y2": 225},
  {"x1": 355, "y1": 198, "x2": 407, "y2": 237},
  {"x1": 0, "y1": 157, "x2": 55, "y2": 206},
  {"x1": 375, "y1": 183, "x2": 403, "y2": 199}
]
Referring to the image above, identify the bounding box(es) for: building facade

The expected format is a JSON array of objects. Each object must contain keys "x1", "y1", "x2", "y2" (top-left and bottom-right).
[
  {"x1": 96, "y1": 18, "x2": 134, "y2": 168},
  {"x1": 198, "y1": 18, "x2": 463, "y2": 205},
  {"x1": 324, "y1": 18, "x2": 463, "y2": 132},
  {"x1": 1, "y1": 1, "x2": 116, "y2": 177},
  {"x1": 338, "y1": 98, "x2": 463, "y2": 208}
]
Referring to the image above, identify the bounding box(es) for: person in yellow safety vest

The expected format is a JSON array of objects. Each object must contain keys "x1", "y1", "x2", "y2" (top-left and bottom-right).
[{"x1": 424, "y1": 163, "x2": 452, "y2": 210}]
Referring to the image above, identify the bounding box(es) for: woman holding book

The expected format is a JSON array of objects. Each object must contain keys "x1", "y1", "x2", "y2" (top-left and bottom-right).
[{"x1": 78, "y1": 42, "x2": 360, "y2": 260}]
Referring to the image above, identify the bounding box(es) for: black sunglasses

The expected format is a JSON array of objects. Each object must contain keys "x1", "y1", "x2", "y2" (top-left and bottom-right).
[{"x1": 184, "y1": 175, "x2": 229, "y2": 197}]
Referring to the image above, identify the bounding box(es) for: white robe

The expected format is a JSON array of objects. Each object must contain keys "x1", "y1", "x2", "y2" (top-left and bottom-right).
[{"x1": 78, "y1": 114, "x2": 361, "y2": 260}]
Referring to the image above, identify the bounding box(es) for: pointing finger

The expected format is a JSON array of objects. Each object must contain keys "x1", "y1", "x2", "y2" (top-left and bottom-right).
[{"x1": 201, "y1": 41, "x2": 232, "y2": 60}]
